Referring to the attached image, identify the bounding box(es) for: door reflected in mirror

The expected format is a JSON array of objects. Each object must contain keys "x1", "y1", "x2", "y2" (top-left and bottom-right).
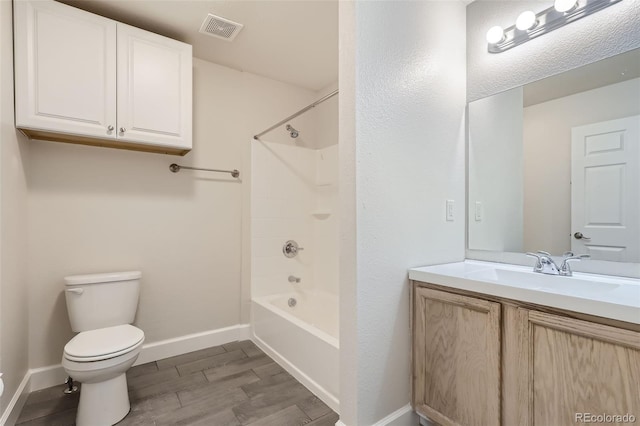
[{"x1": 468, "y1": 48, "x2": 640, "y2": 263}]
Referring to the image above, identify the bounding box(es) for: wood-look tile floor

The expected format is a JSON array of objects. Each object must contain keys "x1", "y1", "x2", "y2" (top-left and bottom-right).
[{"x1": 16, "y1": 340, "x2": 338, "y2": 426}]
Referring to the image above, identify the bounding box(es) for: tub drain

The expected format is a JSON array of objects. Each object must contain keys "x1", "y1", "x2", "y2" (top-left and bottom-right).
[{"x1": 288, "y1": 298, "x2": 297, "y2": 307}]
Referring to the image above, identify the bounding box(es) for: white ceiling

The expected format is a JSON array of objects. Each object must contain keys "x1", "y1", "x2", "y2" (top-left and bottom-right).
[{"x1": 59, "y1": 0, "x2": 338, "y2": 91}]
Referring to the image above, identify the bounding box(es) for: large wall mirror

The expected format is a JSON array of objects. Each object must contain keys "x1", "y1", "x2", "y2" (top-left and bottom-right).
[{"x1": 467, "y1": 48, "x2": 639, "y2": 275}]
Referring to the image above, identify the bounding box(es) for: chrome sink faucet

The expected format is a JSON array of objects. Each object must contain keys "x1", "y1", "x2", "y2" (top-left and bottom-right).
[
  {"x1": 559, "y1": 252, "x2": 590, "y2": 277},
  {"x1": 526, "y1": 251, "x2": 590, "y2": 276},
  {"x1": 526, "y1": 251, "x2": 560, "y2": 275}
]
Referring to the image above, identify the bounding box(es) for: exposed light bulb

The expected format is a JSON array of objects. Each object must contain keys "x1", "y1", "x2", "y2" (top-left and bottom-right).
[
  {"x1": 554, "y1": 0, "x2": 578, "y2": 13},
  {"x1": 516, "y1": 11, "x2": 537, "y2": 30},
  {"x1": 486, "y1": 26, "x2": 505, "y2": 44}
]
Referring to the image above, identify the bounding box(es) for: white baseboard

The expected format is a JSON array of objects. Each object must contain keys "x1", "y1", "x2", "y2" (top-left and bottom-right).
[
  {"x1": 0, "y1": 372, "x2": 31, "y2": 426},
  {"x1": 373, "y1": 404, "x2": 416, "y2": 425},
  {"x1": 27, "y1": 324, "x2": 251, "y2": 393},
  {"x1": 251, "y1": 333, "x2": 340, "y2": 414},
  {"x1": 336, "y1": 404, "x2": 416, "y2": 426},
  {"x1": 27, "y1": 365, "x2": 67, "y2": 394},
  {"x1": 418, "y1": 413, "x2": 435, "y2": 426},
  {"x1": 134, "y1": 324, "x2": 250, "y2": 366}
]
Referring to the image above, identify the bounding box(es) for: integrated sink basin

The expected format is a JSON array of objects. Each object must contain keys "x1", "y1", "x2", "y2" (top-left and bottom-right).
[
  {"x1": 468, "y1": 268, "x2": 622, "y2": 293},
  {"x1": 409, "y1": 260, "x2": 640, "y2": 324}
]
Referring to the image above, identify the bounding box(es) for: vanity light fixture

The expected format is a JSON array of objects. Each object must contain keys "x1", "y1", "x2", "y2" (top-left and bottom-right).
[
  {"x1": 515, "y1": 11, "x2": 538, "y2": 31},
  {"x1": 554, "y1": 0, "x2": 579, "y2": 13},
  {"x1": 487, "y1": 0, "x2": 623, "y2": 53},
  {"x1": 486, "y1": 26, "x2": 505, "y2": 44}
]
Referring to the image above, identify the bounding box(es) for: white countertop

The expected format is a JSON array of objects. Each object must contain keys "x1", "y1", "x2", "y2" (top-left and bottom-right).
[{"x1": 409, "y1": 260, "x2": 640, "y2": 325}]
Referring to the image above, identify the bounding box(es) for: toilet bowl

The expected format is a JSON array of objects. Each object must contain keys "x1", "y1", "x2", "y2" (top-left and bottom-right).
[
  {"x1": 62, "y1": 271, "x2": 144, "y2": 426},
  {"x1": 62, "y1": 324, "x2": 144, "y2": 426}
]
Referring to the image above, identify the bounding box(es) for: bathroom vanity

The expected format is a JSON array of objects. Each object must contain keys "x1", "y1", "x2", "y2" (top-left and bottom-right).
[
  {"x1": 409, "y1": 261, "x2": 640, "y2": 426},
  {"x1": 431, "y1": 40, "x2": 640, "y2": 426}
]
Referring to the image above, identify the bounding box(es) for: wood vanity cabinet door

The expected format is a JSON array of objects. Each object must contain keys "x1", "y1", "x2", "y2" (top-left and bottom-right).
[
  {"x1": 413, "y1": 286, "x2": 501, "y2": 426},
  {"x1": 514, "y1": 310, "x2": 640, "y2": 426}
]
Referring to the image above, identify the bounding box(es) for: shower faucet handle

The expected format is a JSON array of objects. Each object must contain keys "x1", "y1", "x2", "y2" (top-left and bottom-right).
[{"x1": 283, "y1": 240, "x2": 303, "y2": 258}]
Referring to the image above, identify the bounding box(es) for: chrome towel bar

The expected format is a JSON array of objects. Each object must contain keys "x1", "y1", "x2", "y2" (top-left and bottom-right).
[{"x1": 169, "y1": 163, "x2": 240, "y2": 178}]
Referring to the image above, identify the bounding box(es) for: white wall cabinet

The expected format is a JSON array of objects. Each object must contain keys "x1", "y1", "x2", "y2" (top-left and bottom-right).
[
  {"x1": 14, "y1": 0, "x2": 117, "y2": 140},
  {"x1": 14, "y1": 0, "x2": 192, "y2": 155},
  {"x1": 116, "y1": 24, "x2": 192, "y2": 149}
]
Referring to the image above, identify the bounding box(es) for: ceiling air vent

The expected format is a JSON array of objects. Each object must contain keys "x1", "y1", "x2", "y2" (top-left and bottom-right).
[{"x1": 199, "y1": 14, "x2": 244, "y2": 42}]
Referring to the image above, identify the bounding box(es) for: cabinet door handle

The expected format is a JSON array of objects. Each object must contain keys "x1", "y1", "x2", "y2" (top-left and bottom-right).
[
  {"x1": 107, "y1": 125, "x2": 114, "y2": 132},
  {"x1": 119, "y1": 127, "x2": 126, "y2": 133}
]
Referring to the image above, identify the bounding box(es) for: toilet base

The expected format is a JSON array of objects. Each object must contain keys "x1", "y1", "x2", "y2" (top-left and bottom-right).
[{"x1": 76, "y1": 373, "x2": 130, "y2": 426}]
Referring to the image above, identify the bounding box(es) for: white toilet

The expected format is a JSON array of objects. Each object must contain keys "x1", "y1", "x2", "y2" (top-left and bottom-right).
[{"x1": 62, "y1": 271, "x2": 145, "y2": 426}]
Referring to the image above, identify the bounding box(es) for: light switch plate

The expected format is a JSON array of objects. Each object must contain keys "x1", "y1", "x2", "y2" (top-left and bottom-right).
[
  {"x1": 446, "y1": 200, "x2": 454, "y2": 221},
  {"x1": 475, "y1": 201, "x2": 482, "y2": 221}
]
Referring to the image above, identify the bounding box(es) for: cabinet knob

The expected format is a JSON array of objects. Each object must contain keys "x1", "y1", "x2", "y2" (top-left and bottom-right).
[
  {"x1": 107, "y1": 125, "x2": 114, "y2": 132},
  {"x1": 119, "y1": 127, "x2": 126, "y2": 133}
]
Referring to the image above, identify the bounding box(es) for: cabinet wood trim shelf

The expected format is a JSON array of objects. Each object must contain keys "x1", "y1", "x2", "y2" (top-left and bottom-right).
[{"x1": 18, "y1": 129, "x2": 190, "y2": 156}]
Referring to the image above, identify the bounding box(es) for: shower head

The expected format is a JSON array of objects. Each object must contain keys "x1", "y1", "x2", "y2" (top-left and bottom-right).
[{"x1": 286, "y1": 124, "x2": 299, "y2": 139}]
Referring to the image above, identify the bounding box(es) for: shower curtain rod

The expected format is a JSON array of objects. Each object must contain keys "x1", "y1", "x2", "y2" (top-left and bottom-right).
[{"x1": 253, "y1": 89, "x2": 338, "y2": 141}]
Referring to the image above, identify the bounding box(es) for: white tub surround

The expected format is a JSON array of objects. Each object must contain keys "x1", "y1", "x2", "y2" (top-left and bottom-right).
[
  {"x1": 252, "y1": 292, "x2": 339, "y2": 412},
  {"x1": 410, "y1": 260, "x2": 640, "y2": 324},
  {"x1": 251, "y1": 136, "x2": 339, "y2": 413}
]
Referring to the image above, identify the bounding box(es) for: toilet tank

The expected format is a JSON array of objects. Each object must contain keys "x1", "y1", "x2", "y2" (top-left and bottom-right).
[{"x1": 64, "y1": 271, "x2": 141, "y2": 332}]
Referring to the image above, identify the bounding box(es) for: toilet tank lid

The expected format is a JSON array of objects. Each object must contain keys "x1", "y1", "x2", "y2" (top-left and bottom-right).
[{"x1": 64, "y1": 271, "x2": 142, "y2": 286}]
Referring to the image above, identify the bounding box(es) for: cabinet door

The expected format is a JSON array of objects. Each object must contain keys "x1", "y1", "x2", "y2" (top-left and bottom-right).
[
  {"x1": 413, "y1": 287, "x2": 501, "y2": 426},
  {"x1": 14, "y1": 0, "x2": 117, "y2": 139},
  {"x1": 513, "y1": 310, "x2": 640, "y2": 426},
  {"x1": 116, "y1": 23, "x2": 192, "y2": 150}
]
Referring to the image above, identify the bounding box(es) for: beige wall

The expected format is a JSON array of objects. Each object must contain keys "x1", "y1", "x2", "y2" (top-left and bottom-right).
[
  {"x1": 0, "y1": 0, "x2": 30, "y2": 414},
  {"x1": 27, "y1": 57, "x2": 318, "y2": 368},
  {"x1": 523, "y1": 78, "x2": 640, "y2": 254},
  {"x1": 338, "y1": 2, "x2": 357, "y2": 422}
]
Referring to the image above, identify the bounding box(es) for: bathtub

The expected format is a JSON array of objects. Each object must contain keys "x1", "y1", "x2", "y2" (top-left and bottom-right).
[{"x1": 252, "y1": 291, "x2": 339, "y2": 412}]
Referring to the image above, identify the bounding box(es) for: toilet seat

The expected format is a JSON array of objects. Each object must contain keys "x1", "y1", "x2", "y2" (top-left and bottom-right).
[{"x1": 64, "y1": 324, "x2": 144, "y2": 362}]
